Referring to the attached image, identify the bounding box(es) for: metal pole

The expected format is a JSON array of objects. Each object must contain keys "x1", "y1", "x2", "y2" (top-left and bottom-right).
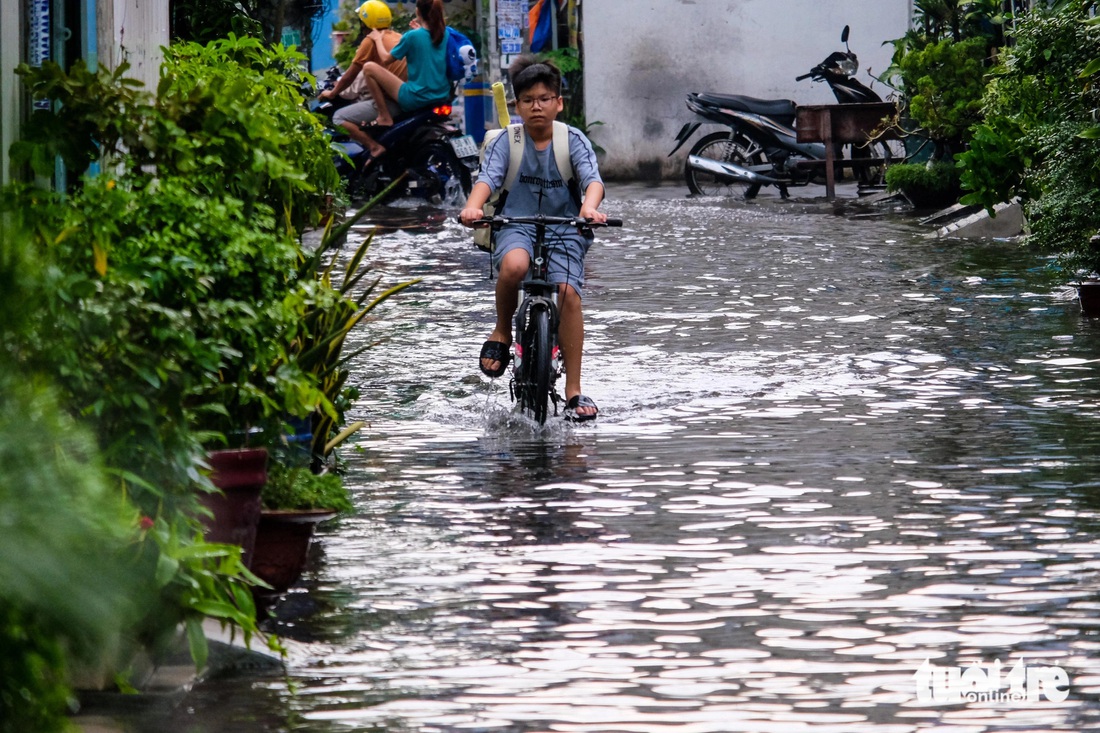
[{"x1": 550, "y1": 0, "x2": 557, "y2": 50}]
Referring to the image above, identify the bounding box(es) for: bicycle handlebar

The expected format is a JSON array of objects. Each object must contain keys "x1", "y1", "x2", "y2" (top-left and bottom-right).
[{"x1": 465, "y1": 214, "x2": 623, "y2": 229}]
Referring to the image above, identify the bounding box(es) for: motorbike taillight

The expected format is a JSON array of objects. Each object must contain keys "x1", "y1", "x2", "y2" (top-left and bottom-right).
[{"x1": 433, "y1": 103, "x2": 453, "y2": 117}]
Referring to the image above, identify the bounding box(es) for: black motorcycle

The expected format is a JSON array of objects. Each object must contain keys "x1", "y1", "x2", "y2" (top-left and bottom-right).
[
  {"x1": 313, "y1": 74, "x2": 477, "y2": 206},
  {"x1": 334, "y1": 103, "x2": 477, "y2": 205},
  {"x1": 669, "y1": 26, "x2": 898, "y2": 199}
]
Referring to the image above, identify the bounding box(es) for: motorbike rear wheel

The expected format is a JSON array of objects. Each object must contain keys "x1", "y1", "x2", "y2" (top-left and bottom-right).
[
  {"x1": 409, "y1": 142, "x2": 473, "y2": 207},
  {"x1": 685, "y1": 132, "x2": 767, "y2": 197}
]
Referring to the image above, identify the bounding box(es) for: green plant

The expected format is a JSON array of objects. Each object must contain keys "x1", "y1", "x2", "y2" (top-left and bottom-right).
[
  {"x1": 3, "y1": 36, "x2": 414, "y2": 679},
  {"x1": 885, "y1": 160, "x2": 962, "y2": 207},
  {"x1": 1, "y1": 177, "x2": 319, "y2": 496},
  {"x1": 883, "y1": 1, "x2": 1009, "y2": 160},
  {"x1": 14, "y1": 36, "x2": 339, "y2": 235},
  {"x1": 2, "y1": 38, "x2": 347, "y2": 677},
  {"x1": 262, "y1": 464, "x2": 353, "y2": 512},
  {"x1": 132, "y1": 516, "x2": 278, "y2": 670},
  {"x1": 956, "y1": 2, "x2": 1100, "y2": 276},
  {"x1": 0, "y1": 375, "x2": 138, "y2": 730},
  {"x1": 1, "y1": 194, "x2": 280, "y2": 684},
  {"x1": 896, "y1": 36, "x2": 989, "y2": 152},
  {"x1": 293, "y1": 188, "x2": 421, "y2": 468},
  {"x1": 170, "y1": 0, "x2": 323, "y2": 48},
  {"x1": 170, "y1": 0, "x2": 264, "y2": 43},
  {"x1": 956, "y1": 114, "x2": 1030, "y2": 211}
]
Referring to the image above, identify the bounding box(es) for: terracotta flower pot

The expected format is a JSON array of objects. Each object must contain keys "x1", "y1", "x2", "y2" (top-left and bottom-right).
[
  {"x1": 250, "y1": 509, "x2": 336, "y2": 593},
  {"x1": 199, "y1": 448, "x2": 268, "y2": 565}
]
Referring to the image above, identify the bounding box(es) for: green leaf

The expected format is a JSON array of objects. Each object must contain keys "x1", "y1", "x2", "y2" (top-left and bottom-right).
[
  {"x1": 1080, "y1": 58, "x2": 1100, "y2": 78},
  {"x1": 190, "y1": 600, "x2": 241, "y2": 619},
  {"x1": 186, "y1": 617, "x2": 209, "y2": 671},
  {"x1": 155, "y1": 551, "x2": 180, "y2": 587}
]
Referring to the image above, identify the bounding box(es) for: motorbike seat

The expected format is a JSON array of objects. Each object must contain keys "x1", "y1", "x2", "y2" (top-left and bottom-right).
[{"x1": 694, "y1": 93, "x2": 797, "y2": 124}]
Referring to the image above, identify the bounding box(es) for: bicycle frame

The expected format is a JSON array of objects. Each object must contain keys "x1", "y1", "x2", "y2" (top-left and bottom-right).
[
  {"x1": 472, "y1": 214, "x2": 621, "y2": 425},
  {"x1": 512, "y1": 218, "x2": 563, "y2": 420}
]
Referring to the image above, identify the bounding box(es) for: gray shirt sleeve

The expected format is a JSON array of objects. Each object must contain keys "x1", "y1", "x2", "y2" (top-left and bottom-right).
[{"x1": 478, "y1": 130, "x2": 511, "y2": 193}]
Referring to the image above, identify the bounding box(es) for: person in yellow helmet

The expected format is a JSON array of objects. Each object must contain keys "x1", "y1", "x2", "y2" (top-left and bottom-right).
[{"x1": 319, "y1": 1, "x2": 408, "y2": 149}]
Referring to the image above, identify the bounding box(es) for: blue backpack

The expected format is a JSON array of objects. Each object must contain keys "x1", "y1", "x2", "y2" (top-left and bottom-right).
[{"x1": 445, "y1": 27, "x2": 478, "y2": 83}]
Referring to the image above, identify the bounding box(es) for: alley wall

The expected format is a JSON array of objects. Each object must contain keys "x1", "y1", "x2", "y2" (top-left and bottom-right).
[{"x1": 583, "y1": 0, "x2": 912, "y2": 180}]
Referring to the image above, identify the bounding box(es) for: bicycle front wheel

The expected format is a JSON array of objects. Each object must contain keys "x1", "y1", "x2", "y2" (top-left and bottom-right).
[{"x1": 520, "y1": 306, "x2": 553, "y2": 425}]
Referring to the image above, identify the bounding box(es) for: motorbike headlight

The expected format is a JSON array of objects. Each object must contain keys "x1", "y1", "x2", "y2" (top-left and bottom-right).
[{"x1": 837, "y1": 56, "x2": 858, "y2": 77}]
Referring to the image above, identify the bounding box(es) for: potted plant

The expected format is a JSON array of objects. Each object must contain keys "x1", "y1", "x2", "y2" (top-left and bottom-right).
[
  {"x1": 250, "y1": 463, "x2": 354, "y2": 594},
  {"x1": 5, "y1": 39, "x2": 339, "y2": 678},
  {"x1": 291, "y1": 194, "x2": 420, "y2": 472},
  {"x1": 885, "y1": 160, "x2": 962, "y2": 209}
]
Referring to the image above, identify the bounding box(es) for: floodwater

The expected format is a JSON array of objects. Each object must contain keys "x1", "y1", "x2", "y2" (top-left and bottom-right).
[{"x1": 168, "y1": 184, "x2": 1100, "y2": 732}]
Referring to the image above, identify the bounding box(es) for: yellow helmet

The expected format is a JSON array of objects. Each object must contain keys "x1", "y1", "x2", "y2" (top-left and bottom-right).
[{"x1": 357, "y1": 1, "x2": 392, "y2": 29}]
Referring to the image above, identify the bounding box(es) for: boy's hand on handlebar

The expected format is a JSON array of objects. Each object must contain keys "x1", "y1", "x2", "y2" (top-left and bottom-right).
[
  {"x1": 580, "y1": 204, "x2": 606, "y2": 224},
  {"x1": 459, "y1": 207, "x2": 486, "y2": 227}
]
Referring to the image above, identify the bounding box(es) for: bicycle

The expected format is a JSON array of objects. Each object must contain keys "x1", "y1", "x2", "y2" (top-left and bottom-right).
[{"x1": 474, "y1": 214, "x2": 622, "y2": 425}]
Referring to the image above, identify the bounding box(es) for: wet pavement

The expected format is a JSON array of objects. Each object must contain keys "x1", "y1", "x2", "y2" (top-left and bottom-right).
[{"x1": 89, "y1": 181, "x2": 1100, "y2": 732}]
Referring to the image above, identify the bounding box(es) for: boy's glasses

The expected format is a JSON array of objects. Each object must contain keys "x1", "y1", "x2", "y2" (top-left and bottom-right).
[{"x1": 518, "y1": 94, "x2": 560, "y2": 108}]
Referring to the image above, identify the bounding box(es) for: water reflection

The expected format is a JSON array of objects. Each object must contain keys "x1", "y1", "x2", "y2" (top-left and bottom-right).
[{"x1": 167, "y1": 186, "x2": 1100, "y2": 732}]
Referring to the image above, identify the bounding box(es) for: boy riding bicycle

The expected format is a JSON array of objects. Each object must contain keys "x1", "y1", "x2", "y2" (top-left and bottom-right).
[{"x1": 459, "y1": 56, "x2": 607, "y2": 422}]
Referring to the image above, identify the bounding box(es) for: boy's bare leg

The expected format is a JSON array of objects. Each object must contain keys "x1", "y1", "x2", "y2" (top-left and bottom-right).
[
  {"x1": 483, "y1": 249, "x2": 528, "y2": 374},
  {"x1": 557, "y1": 284, "x2": 596, "y2": 418}
]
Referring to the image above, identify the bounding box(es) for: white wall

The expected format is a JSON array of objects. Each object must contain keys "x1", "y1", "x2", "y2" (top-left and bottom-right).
[
  {"x1": 97, "y1": 0, "x2": 169, "y2": 92},
  {"x1": 583, "y1": 0, "x2": 912, "y2": 179},
  {"x1": 1, "y1": 1, "x2": 22, "y2": 186}
]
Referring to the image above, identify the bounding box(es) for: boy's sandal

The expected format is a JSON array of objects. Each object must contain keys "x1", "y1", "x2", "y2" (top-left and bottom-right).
[
  {"x1": 564, "y1": 394, "x2": 599, "y2": 423},
  {"x1": 479, "y1": 340, "x2": 510, "y2": 378}
]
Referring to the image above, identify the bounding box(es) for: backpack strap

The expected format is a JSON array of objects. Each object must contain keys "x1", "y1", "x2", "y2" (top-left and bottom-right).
[
  {"x1": 552, "y1": 121, "x2": 582, "y2": 209},
  {"x1": 492, "y1": 122, "x2": 576, "y2": 208},
  {"x1": 501, "y1": 123, "x2": 526, "y2": 194},
  {"x1": 552, "y1": 121, "x2": 573, "y2": 184}
]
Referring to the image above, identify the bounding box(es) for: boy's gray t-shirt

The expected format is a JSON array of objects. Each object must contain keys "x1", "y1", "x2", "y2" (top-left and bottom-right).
[
  {"x1": 478, "y1": 125, "x2": 603, "y2": 294},
  {"x1": 479, "y1": 125, "x2": 602, "y2": 223}
]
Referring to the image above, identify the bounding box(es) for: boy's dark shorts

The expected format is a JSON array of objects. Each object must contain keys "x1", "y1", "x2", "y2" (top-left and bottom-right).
[{"x1": 493, "y1": 224, "x2": 592, "y2": 298}]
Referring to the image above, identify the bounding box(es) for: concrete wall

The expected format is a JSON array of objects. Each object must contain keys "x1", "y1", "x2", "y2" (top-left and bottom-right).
[
  {"x1": 97, "y1": 0, "x2": 169, "y2": 92},
  {"x1": 583, "y1": 0, "x2": 912, "y2": 179},
  {"x1": 1, "y1": 2, "x2": 22, "y2": 186}
]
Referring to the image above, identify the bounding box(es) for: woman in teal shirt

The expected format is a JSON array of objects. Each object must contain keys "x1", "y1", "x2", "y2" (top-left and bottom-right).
[{"x1": 360, "y1": 0, "x2": 451, "y2": 159}]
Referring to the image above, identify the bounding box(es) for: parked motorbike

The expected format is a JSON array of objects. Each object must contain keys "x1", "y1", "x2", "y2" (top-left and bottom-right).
[
  {"x1": 669, "y1": 26, "x2": 897, "y2": 199},
  {"x1": 312, "y1": 70, "x2": 477, "y2": 206}
]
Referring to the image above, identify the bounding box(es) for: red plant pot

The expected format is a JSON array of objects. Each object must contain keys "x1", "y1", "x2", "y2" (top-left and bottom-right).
[
  {"x1": 199, "y1": 448, "x2": 268, "y2": 565},
  {"x1": 251, "y1": 509, "x2": 336, "y2": 593}
]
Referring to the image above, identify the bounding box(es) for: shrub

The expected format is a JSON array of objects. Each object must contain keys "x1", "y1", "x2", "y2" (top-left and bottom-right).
[
  {"x1": 957, "y1": 3, "x2": 1100, "y2": 276},
  {"x1": 0, "y1": 378, "x2": 140, "y2": 730},
  {"x1": 896, "y1": 36, "x2": 990, "y2": 152},
  {"x1": 2, "y1": 176, "x2": 319, "y2": 501},
  {"x1": 884, "y1": 1, "x2": 1006, "y2": 159},
  {"x1": 263, "y1": 464, "x2": 353, "y2": 513},
  {"x1": 885, "y1": 161, "x2": 962, "y2": 208},
  {"x1": 13, "y1": 36, "x2": 338, "y2": 235}
]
